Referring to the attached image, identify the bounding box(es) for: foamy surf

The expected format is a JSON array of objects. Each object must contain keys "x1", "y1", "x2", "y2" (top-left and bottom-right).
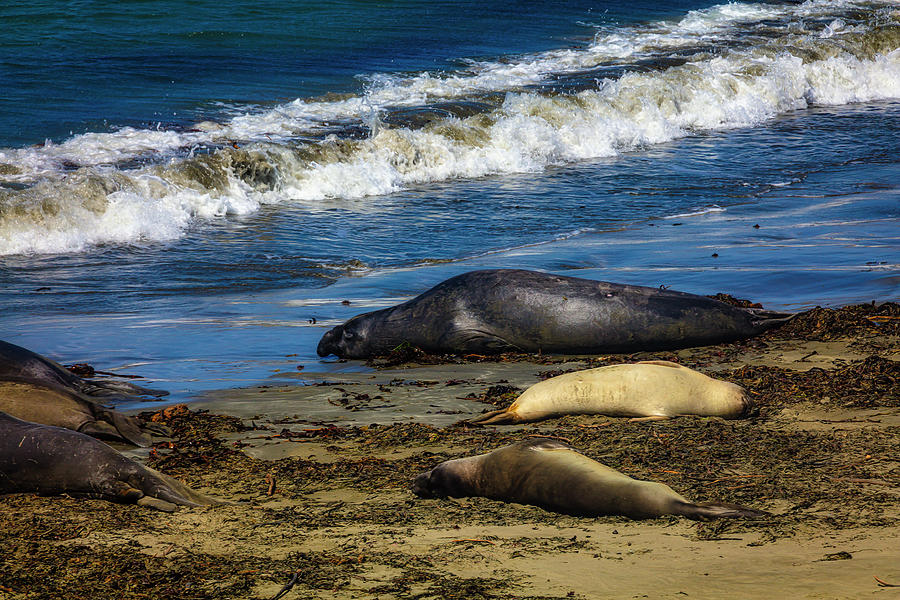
[{"x1": 1, "y1": 0, "x2": 898, "y2": 256}]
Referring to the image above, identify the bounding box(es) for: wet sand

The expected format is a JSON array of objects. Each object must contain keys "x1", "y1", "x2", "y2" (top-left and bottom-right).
[{"x1": 1, "y1": 303, "x2": 898, "y2": 600}]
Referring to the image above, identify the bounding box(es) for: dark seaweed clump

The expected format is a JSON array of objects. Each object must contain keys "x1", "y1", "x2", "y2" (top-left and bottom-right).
[
  {"x1": 463, "y1": 384, "x2": 523, "y2": 407},
  {"x1": 365, "y1": 341, "x2": 451, "y2": 367},
  {"x1": 769, "y1": 302, "x2": 900, "y2": 340},
  {"x1": 706, "y1": 293, "x2": 763, "y2": 308},
  {"x1": 723, "y1": 356, "x2": 899, "y2": 409},
  {"x1": 139, "y1": 404, "x2": 247, "y2": 475}
]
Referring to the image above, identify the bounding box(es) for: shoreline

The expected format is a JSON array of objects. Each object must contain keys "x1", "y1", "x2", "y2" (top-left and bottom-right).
[{"x1": 1, "y1": 302, "x2": 898, "y2": 599}]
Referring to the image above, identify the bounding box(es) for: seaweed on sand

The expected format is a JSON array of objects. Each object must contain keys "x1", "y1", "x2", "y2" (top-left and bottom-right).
[
  {"x1": 1, "y1": 317, "x2": 897, "y2": 600},
  {"x1": 139, "y1": 404, "x2": 248, "y2": 475},
  {"x1": 722, "y1": 356, "x2": 899, "y2": 409},
  {"x1": 464, "y1": 384, "x2": 523, "y2": 408},
  {"x1": 768, "y1": 302, "x2": 900, "y2": 340}
]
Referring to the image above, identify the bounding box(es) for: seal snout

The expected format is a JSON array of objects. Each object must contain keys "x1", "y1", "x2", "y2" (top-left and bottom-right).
[
  {"x1": 411, "y1": 471, "x2": 434, "y2": 498},
  {"x1": 317, "y1": 327, "x2": 340, "y2": 357}
]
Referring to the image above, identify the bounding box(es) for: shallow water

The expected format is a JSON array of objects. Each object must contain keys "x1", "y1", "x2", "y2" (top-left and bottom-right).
[{"x1": 0, "y1": 0, "x2": 897, "y2": 405}]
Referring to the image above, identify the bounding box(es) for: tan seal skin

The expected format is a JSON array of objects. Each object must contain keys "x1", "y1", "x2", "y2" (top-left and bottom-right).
[
  {"x1": 0, "y1": 412, "x2": 221, "y2": 512},
  {"x1": 413, "y1": 438, "x2": 767, "y2": 520},
  {"x1": 0, "y1": 378, "x2": 167, "y2": 446},
  {"x1": 471, "y1": 360, "x2": 749, "y2": 425}
]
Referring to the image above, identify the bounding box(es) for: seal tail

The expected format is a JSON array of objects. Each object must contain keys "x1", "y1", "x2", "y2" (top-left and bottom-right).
[
  {"x1": 80, "y1": 380, "x2": 169, "y2": 399},
  {"x1": 679, "y1": 501, "x2": 769, "y2": 521},
  {"x1": 469, "y1": 408, "x2": 518, "y2": 425},
  {"x1": 101, "y1": 409, "x2": 153, "y2": 447},
  {"x1": 743, "y1": 308, "x2": 796, "y2": 331},
  {"x1": 144, "y1": 467, "x2": 227, "y2": 507},
  {"x1": 114, "y1": 470, "x2": 227, "y2": 511}
]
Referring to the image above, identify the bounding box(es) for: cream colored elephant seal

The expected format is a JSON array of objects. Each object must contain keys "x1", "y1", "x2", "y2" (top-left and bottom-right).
[{"x1": 470, "y1": 360, "x2": 748, "y2": 425}]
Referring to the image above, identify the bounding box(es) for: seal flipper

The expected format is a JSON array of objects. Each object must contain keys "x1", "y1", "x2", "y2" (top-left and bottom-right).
[
  {"x1": 443, "y1": 329, "x2": 520, "y2": 354},
  {"x1": 676, "y1": 500, "x2": 769, "y2": 521},
  {"x1": 78, "y1": 407, "x2": 165, "y2": 446},
  {"x1": 79, "y1": 380, "x2": 169, "y2": 399},
  {"x1": 136, "y1": 496, "x2": 178, "y2": 512},
  {"x1": 78, "y1": 420, "x2": 127, "y2": 441},
  {"x1": 138, "y1": 467, "x2": 225, "y2": 507},
  {"x1": 469, "y1": 408, "x2": 518, "y2": 425},
  {"x1": 109, "y1": 480, "x2": 178, "y2": 512},
  {"x1": 102, "y1": 409, "x2": 152, "y2": 447},
  {"x1": 743, "y1": 307, "x2": 795, "y2": 332},
  {"x1": 143, "y1": 421, "x2": 172, "y2": 437}
]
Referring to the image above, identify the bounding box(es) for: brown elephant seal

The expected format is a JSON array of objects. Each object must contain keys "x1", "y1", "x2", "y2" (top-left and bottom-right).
[
  {"x1": 0, "y1": 339, "x2": 167, "y2": 400},
  {"x1": 471, "y1": 360, "x2": 748, "y2": 425},
  {"x1": 317, "y1": 269, "x2": 792, "y2": 359},
  {"x1": 0, "y1": 378, "x2": 166, "y2": 446},
  {"x1": 0, "y1": 412, "x2": 220, "y2": 512},
  {"x1": 412, "y1": 438, "x2": 767, "y2": 520}
]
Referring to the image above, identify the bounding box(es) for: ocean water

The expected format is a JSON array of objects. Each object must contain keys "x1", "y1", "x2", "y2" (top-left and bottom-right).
[{"x1": 0, "y1": 0, "x2": 898, "y2": 405}]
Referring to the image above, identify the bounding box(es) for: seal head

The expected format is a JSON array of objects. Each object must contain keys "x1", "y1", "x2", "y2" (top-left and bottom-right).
[{"x1": 317, "y1": 309, "x2": 397, "y2": 358}]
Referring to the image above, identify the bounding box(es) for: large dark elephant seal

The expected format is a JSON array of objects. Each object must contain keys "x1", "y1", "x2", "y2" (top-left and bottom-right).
[
  {"x1": 317, "y1": 269, "x2": 791, "y2": 358},
  {"x1": 0, "y1": 340, "x2": 167, "y2": 400},
  {"x1": 0, "y1": 378, "x2": 166, "y2": 446},
  {"x1": 471, "y1": 360, "x2": 748, "y2": 425},
  {"x1": 412, "y1": 438, "x2": 767, "y2": 520},
  {"x1": 0, "y1": 412, "x2": 220, "y2": 512}
]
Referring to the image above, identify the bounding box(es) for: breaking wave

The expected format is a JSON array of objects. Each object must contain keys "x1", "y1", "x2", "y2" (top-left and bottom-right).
[{"x1": 1, "y1": 0, "x2": 898, "y2": 255}]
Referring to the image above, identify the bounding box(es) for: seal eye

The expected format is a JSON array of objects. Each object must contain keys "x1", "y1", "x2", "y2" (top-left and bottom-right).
[{"x1": 342, "y1": 330, "x2": 355, "y2": 341}]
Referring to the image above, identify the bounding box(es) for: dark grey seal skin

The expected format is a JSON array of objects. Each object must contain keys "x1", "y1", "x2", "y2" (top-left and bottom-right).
[
  {"x1": 0, "y1": 412, "x2": 220, "y2": 512},
  {"x1": 317, "y1": 269, "x2": 792, "y2": 358},
  {"x1": 0, "y1": 339, "x2": 168, "y2": 400},
  {"x1": 412, "y1": 438, "x2": 768, "y2": 520},
  {"x1": 0, "y1": 378, "x2": 167, "y2": 447}
]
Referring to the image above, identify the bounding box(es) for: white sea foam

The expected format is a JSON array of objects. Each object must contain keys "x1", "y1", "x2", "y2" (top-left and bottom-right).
[
  {"x1": 663, "y1": 206, "x2": 726, "y2": 219},
  {"x1": 0, "y1": 0, "x2": 877, "y2": 183},
  {"x1": 0, "y1": 0, "x2": 898, "y2": 256},
  {"x1": 267, "y1": 48, "x2": 900, "y2": 201},
  {"x1": 0, "y1": 168, "x2": 259, "y2": 255}
]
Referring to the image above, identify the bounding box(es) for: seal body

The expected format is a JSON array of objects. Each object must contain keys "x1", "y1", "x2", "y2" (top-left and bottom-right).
[
  {"x1": 0, "y1": 339, "x2": 167, "y2": 400},
  {"x1": 412, "y1": 438, "x2": 766, "y2": 520},
  {"x1": 0, "y1": 412, "x2": 219, "y2": 512},
  {"x1": 0, "y1": 378, "x2": 164, "y2": 446},
  {"x1": 317, "y1": 269, "x2": 791, "y2": 358},
  {"x1": 471, "y1": 360, "x2": 748, "y2": 424}
]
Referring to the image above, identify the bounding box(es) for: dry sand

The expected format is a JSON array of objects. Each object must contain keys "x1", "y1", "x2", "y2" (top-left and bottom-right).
[{"x1": 1, "y1": 303, "x2": 898, "y2": 600}]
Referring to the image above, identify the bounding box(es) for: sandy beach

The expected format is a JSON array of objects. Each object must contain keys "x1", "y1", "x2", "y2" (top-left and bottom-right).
[
  {"x1": 2, "y1": 1, "x2": 898, "y2": 598},
  {"x1": 1, "y1": 302, "x2": 898, "y2": 600}
]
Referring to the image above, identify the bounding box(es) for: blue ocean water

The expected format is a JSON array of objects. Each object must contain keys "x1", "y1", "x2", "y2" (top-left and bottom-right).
[{"x1": 0, "y1": 0, "x2": 898, "y2": 407}]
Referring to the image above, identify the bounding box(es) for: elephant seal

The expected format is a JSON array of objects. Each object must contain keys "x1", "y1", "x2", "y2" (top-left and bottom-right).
[
  {"x1": 471, "y1": 360, "x2": 748, "y2": 425},
  {"x1": 0, "y1": 339, "x2": 167, "y2": 400},
  {"x1": 0, "y1": 378, "x2": 166, "y2": 446},
  {"x1": 317, "y1": 269, "x2": 791, "y2": 358},
  {"x1": 0, "y1": 412, "x2": 220, "y2": 512},
  {"x1": 412, "y1": 438, "x2": 767, "y2": 520}
]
